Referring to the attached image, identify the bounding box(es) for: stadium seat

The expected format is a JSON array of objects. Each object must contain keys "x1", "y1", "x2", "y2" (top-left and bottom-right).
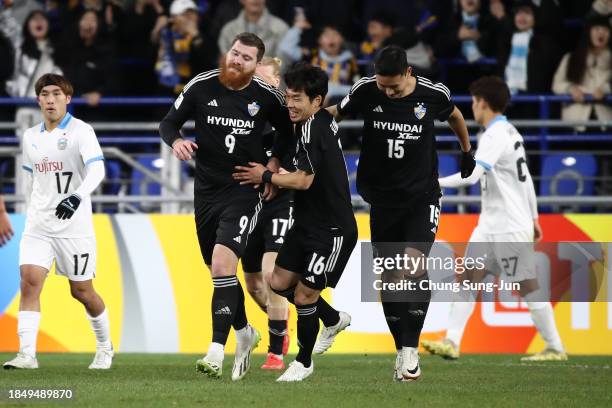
[
  {"x1": 539, "y1": 153, "x2": 597, "y2": 213},
  {"x1": 130, "y1": 156, "x2": 162, "y2": 196},
  {"x1": 438, "y1": 154, "x2": 459, "y2": 212},
  {"x1": 104, "y1": 160, "x2": 122, "y2": 196},
  {"x1": 0, "y1": 160, "x2": 14, "y2": 194},
  {"x1": 344, "y1": 152, "x2": 359, "y2": 197}
]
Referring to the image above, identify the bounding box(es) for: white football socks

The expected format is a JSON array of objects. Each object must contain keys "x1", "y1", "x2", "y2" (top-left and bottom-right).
[
  {"x1": 235, "y1": 325, "x2": 251, "y2": 345},
  {"x1": 87, "y1": 309, "x2": 112, "y2": 350},
  {"x1": 527, "y1": 302, "x2": 564, "y2": 352},
  {"x1": 17, "y1": 311, "x2": 41, "y2": 358},
  {"x1": 445, "y1": 301, "x2": 476, "y2": 347},
  {"x1": 207, "y1": 342, "x2": 225, "y2": 362}
]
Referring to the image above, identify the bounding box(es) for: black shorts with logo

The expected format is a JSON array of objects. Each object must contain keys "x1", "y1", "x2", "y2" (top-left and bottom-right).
[
  {"x1": 275, "y1": 223, "x2": 358, "y2": 290},
  {"x1": 370, "y1": 194, "x2": 441, "y2": 257},
  {"x1": 195, "y1": 184, "x2": 263, "y2": 265},
  {"x1": 242, "y1": 191, "x2": 294, "y2": 273}
]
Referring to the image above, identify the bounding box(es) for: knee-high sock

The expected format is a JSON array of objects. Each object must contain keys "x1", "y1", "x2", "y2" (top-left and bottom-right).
[
  {"x1": 445, "y1": 301, "x2": 476, "y2": 347},
  {"x1": 295, "y1": 302, "x2": 319, "y2": 368},
  {"x1": 316, "y1": 297, "x2": 340, "y2": 327},
  {"x1": 401, "y1": 301, "x2": 431, "y2": 347},
  {"x1": 232, "y1": 280, "x2": 247, "y2": 331},
  {"x1": 381, "y1": 301, "x2": 402, "y2": 350},
  {"x1": 272, "y1": 286, "x2": 338, "y2": 327},
  {"x1": 17, "y1": 311, "x2": 40, "y2": 358},
  {"x1": 400, "y1": 276, "x2": 431, "y2": 347},
  {"x1": 268, "y1": 319, "x2": 287, "y2": 355},
  {"x1": 87, "y1": 308, "x2": 112, "y2": 349},
  {"x1": 527, "y1": 302, "x2": 564, "y2": 352},
  {"x1": 211, "y1": 276, "x2": 239, "y2": 345}
]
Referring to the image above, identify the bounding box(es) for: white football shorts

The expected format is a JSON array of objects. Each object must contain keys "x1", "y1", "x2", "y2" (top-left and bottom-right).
[
  {"x1": 19, "y1": 233, "x2": 97, "y2": 281},
  {"x1": 465, "y1": 228, "x2": 536, "y2": 283}
]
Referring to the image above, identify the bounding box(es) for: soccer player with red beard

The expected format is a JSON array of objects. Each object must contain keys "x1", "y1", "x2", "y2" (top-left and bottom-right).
[{"x1": 159, "y1": 32, "x2": 293, "y2": 381}]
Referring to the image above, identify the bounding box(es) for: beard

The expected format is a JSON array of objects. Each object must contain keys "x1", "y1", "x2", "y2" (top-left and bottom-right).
[{"x1": 219, "y1": 59, "x2": 255, "y2": 90}]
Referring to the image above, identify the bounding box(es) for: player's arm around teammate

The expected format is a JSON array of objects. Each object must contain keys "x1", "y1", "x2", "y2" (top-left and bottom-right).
[{"x1": 235, "y1": 63, "x2": 357, "y2": 382}]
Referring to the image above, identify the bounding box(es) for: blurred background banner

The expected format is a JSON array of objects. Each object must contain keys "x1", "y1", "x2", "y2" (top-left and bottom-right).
[{"x1": 1, "y1": 213, "x2": 610, "y2": 355}]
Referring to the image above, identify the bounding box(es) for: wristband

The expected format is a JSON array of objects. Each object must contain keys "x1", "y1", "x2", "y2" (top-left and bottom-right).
[{"x1": 262, "y1": 170, "x2": 274, "y2": 184}]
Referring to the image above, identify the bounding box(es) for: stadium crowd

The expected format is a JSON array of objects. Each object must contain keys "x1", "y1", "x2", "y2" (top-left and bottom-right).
[{"x1": 0, "y1": 0, "x2": 610, "y2": 134}]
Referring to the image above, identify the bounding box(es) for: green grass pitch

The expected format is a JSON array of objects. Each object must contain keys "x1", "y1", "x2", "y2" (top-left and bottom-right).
[{"x1": 0, "y1": 353, "x2": 610, "y2": 407}]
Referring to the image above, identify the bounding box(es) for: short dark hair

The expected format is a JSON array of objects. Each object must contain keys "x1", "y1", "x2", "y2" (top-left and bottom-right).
[
  {"x1": 469, "y1": 76, "x2": 511, "y2": 113},
  {"x1": 369, "y1": 11, "x2": 395, "y2": 28},
  {"x1": 284, "y1": 62, "x2": 328, "y2": 103},
  {"x1": 374, "y1": 45, "x2": 408, "y2": 76},
  {"x1": 35, "y1": 73, "x2": 74, "y2": 97},
  {"x1": 231, "y1": 32, "x2": 265, "y2": 61}
]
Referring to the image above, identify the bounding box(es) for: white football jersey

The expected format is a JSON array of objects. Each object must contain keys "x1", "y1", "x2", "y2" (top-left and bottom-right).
[
  {"x1": 22, "y1": 113, "x2": 103, "y2": 237},
  {"x1": 474, "y1": 115, "x2": 535, "y2": 233}
]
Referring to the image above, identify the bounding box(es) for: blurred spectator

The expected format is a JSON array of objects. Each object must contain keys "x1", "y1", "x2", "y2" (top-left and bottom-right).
[
  {"x1": 154, "y1": 0, "x2": 218, "y2": 95},
  {"x1": 0, "y1": 26, "x2": 15, "y2": 123},
  {"x1": 2, "y1": 0, "x2": 43, "y2": 27},
  {"x1": 588, "y1": 0, "x2": 611, "y2": 25},
  {"x1": 498, "y1": 0, "x2": 562, "y2": 95},
  {"x1": 436, "y1": 0, "x2": 499, "y2": 92},
  {"x1": 552, "y1": 17, "x2": 611, "y2": 125},
  {"x1": 57, "y1": 10, "x2": 118, "y2": 113},
  {"x1": 218, "y1": 0, "x2": 288, "y2": 57},
  {"x1": 383, "y1": 0, "x2": 441, "y2": 79},
  {"x1": 66, "y1": 0, "x2": 125, "y2": 39},
  {"x1": 0, "y1": 31, "x2": 14, "y2": 96},
  {"x1": 280, "y1": 23, "x2": 358, "y2": 101},
  {"x1": 3, "y1": 10, "x2": 62, "y2": 139},
  {"x1": 0, "y1": 1, "x2": 22, "y2": 47},
  {"x1": 437, "y1": 0, "x2": 498, "y2": 62},
  {"x1": 291, "y1": 0, "x2": 360, "y2": 42},
  {"x1": 358, "y1": 12, "x2": 394, "y2": 76},
  {"x1": 203, "y1": 0, "x2": 242, "y2": 43},
  {"x1": 117, "y1": 0, "x2": 165, "y2": 95}
]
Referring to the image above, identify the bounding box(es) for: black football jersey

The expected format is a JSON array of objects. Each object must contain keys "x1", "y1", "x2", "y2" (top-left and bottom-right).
[
  {"x1": 159, "y1": 70, "x2": 293, "y2": 194},
  {"x1": 337, "y1": 75, "x2": 455, "y2": 207},
  {"x1": 292, "y1": 109, "x2": 356, "y2": 232}
]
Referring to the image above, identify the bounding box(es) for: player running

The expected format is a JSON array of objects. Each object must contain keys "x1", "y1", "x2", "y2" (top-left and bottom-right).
[
  {"x1": 158, "y1": 33, "x2": 293, "y2": 381},
  {"x1": 422, "y1": 76, "x2": 567, "y2": 362},
  {"x1": 3, "y1": 74, "x2": 113, "y2": 370},
  {"x1": 242, "y1": 57, "x2": 291, "y2": 370},
  {"x1": 234, "y1": 63, "x2": 357, "y2": 382},
  {"x1": 327, "y1": 46, "x2": 475, "y2": 381}
]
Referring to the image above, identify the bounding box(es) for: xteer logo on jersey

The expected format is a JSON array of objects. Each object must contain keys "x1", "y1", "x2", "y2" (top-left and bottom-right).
[{"x1": 35, "y1": 157, "x2": 64, "y2": 174}]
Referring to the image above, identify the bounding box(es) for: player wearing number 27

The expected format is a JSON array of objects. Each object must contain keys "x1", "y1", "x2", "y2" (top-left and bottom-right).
[
  {"x1": 4, "y1": 74, "x2": 113, "y2": 370},
  {"x1": 422, "y1": 76, "x2": 566, "y2": 362}
]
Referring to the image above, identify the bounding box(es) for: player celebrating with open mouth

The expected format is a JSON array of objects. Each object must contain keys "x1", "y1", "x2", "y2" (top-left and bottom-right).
[{"x1": 233, "y1": 62, "x2": 357, "y2": 382}]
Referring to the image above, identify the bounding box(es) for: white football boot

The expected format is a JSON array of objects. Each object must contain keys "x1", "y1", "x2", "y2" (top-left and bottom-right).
[
  {"x1": 276, "y1": 360, "x2": 314, "y2": 382},
  {"x1": 3, "y1": 353, "x2": 38, "y2": 369},
  {"x1": 313, "y1": 311, "x2": 351, "y2": 354}
]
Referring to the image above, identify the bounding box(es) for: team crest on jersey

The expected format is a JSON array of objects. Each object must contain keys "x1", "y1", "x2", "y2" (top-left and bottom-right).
[
  {"x1": 414, "y1": 103, "x2": 426, "y2": 120},
  {"x1": 57, "y1": 138, "x2": 68, "y2": 150},
  {"x1": 247, "y1": 101, "x2": 260, "y2": 116}
]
